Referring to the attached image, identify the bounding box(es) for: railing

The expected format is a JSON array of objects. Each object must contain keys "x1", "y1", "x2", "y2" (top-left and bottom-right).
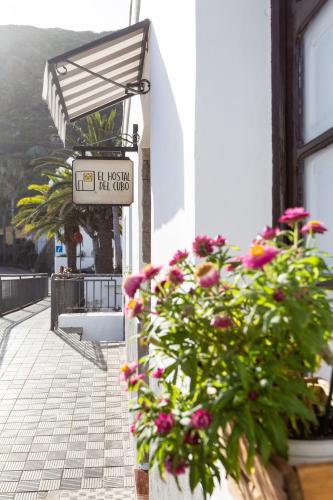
[
  {"x1": 0, "y1": 274, "x2": 49, "y2": 315},
  {"x1": 50, "y1": 273, "x2": 122, "y2": 330}
]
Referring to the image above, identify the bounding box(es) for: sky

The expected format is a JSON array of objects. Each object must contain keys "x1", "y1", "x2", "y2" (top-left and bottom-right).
[{"x1": 0, "y1": 0, "x2": 131, "y2": 32}]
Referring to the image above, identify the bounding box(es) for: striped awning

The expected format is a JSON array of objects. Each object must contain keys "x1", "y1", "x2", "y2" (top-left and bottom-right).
[{"x1": 42, "y1": 19, "x2": 150, "y2": 143}]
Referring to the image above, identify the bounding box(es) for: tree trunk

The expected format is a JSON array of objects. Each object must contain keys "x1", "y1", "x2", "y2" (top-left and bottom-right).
[
  {"x1": 112, "y1": 205, "x2": 122, "y2": 273},
  {"x1": 64, "y1": 222, "x2": 78, "y2": 272},
  {"x1": 92, "y1": 229, "x2": 113, "y2": 273}
]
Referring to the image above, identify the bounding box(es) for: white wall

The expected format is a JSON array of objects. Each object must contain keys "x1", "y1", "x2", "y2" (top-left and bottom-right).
[
  {"x1": 128, "y1": 0, "x2": 197, "y2": 269},
  {"x1": 125, "y1": 1, "x2": 273, "y2": 498},
  {"x1": 54, "y1": 228, "x2": 94, "y2": 272},
  {"x1": 195, "y1": 0, "x2": 272, "y2": 250}
]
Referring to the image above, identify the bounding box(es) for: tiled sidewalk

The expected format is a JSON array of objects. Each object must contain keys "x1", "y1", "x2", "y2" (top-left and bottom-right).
[{"x1": 0, "y1": 301, "x2": 135, "y2": 500}]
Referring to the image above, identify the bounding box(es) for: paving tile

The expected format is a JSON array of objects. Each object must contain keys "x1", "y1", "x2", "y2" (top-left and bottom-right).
[
  {"x1": 16, "y1": 482, "x2": 39, "y2": 493},
  {"x1": 0, "y1": 473, "x2": 21, "y2": 484},
  {"x1": 60, "y1": 479, "x2": 81, "y2": 490},
  {"x1": 39, "y1": 479, "x2": 61, "y2": 491},
  {"x1": 0, "y1": 483, "x2": 17, "y2": 493}
]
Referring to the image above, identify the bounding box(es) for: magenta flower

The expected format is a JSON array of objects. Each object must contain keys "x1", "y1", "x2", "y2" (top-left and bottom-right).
[
  {"x1": 123, "y1": 274, "x2": 143, "y2": 298},
  {"x1": 279, "y1": 207, "x2": 310, "y2": 224},
  {"x1": 195, "y1": 262, "x2": 219, "y2": 288},
  {"x1": 183, "y1": 430, "x2": 200, "y2": 445},
  {"x1": 125, "y1": 299, "x2": 143, "y2": 319},
  {"x1": 152, "y1": 368, "x2": 165, "y2": 379},
  {"x1": 165, "y1": 455, "x2": 188, "y2": 476},
  {"x1": 130, "y1": 423, "x2": 136, "y2": 434},
  {"x1": 261, "y1": 226, "x2": 280, "y2": 240},
  {"x1": 168, "y1": 267, "x2": 185, "y2": 285},
  {"x1": 192, "y1": 236, "x2": 214, "y2": 257},
  {"x1": 213, "y1": 235, "x2": 227, "y2": 247},
  {"x1": 119, "y1": 361, "x2": 138, "y2": 381},
  {"x1": 273, "y1": 290, "x2": 285, "y2": 302},
  {"x1": 128, "y1": 373, "x2": 145, "y2": 386},
  {"x1": 225, "y1": 256, "x2": 242, "y2": 272},
  {"x1": 155, "y1": 413, "x2": 175, "y2": 434},
  {"x1": 190, "y1": 409, "x2": 213, "y2": 429},
  {"x1": 169, "y1": 249, "x2": 189, "y2": 266},
  {"x1": 301, "y1": 220, "x2": 327, "y2": 235},
  {"x1": 242, "y1": 245, "x2": 278, "y2": 269},
  {"x1": 142, "y1": 264, "x2": 162, "y2": 280},
  {"x1": 211, "y1": 315, "x2": 233, "y2": 329}
]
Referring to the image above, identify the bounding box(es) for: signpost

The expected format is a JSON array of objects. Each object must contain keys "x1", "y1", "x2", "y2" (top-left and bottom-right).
[{"x1": 72, "y1": 158, "x2": 134, "y2": 206}]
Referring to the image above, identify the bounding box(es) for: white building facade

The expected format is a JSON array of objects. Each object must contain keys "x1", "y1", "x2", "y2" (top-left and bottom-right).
[{"x1": 122, "y1": 0, "x2": 333, "y2": 498}]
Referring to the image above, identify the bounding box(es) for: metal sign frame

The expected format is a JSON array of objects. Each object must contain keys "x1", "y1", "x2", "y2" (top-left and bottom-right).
[{"x1": 72, "y1": 156, "x2": 134, "y2": 207}]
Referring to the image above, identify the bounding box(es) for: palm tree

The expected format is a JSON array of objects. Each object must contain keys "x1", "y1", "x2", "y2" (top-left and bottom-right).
[
  {"x1": 32, "y1": 153, "x2": 115, "y2": 273},
  {"x1": 14, "y1": 109, "x2": 123, "y2": 274},
  {"x1": 13, "y1": 175, "x2": 79, "y2": 272}
]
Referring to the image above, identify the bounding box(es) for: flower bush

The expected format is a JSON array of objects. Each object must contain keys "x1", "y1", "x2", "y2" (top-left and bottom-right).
[{"x1": 121, "y1": 208, "x2": 333, "y2": 497}]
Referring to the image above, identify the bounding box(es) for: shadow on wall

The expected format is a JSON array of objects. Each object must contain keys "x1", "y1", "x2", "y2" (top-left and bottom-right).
[{"x1": 149, "y1": 27, "x2": 185, "y2": 231}]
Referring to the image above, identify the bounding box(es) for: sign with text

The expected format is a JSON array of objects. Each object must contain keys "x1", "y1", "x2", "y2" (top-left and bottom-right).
[{"x1": 73, "y1": 158, "x2": 134, "y2": 205}]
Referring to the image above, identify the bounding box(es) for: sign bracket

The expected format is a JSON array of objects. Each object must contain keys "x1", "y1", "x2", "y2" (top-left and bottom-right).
[{"x1": 72, "y1": 124, "x2": 139, "y2": 158}]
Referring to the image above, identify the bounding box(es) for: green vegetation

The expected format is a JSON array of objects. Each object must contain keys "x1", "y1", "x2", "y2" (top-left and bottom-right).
[
  {"x1": 14, "y1": 111, "x2": 123, "y2": 274},
  {"x1": 0, "y1": 25, "x2": 122, "y2": 270},
  {"x1": 122, "y1": 211, "x2": 333, "y2": 497}
]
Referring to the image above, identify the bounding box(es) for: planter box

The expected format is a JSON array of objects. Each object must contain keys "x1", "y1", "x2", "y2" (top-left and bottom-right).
[
  {"x1": 288, "y1": 438, "x2": 333, "y2": 499},
  {"x1": 289, "y1": 439, "x2": 333, "y2": 465}
]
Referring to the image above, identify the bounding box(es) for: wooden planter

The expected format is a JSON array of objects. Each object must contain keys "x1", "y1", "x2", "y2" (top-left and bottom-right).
[{"x1": 228, "y1": 438, "x2": 333, "y2": 499}]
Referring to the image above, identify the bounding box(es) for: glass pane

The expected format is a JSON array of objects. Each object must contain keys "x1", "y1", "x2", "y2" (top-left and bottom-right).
[
  {"x1": 304, "y1": 0, "x2": 333, "y2": 142},
  {"x1": 304, "y1": 143, "x2": 333, "y2": 255}
]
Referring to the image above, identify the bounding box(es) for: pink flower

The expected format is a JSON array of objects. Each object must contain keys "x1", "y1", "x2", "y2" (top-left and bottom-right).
[
  {"x1": 211, "y1": 315, "x2": 233, "y2": 329},
  {"x1": 273, "y1": 290, "x2": 285, "y2": 302},
  {"x1": 213, "y1": 235, "x2": 227, "y2": 247},
  {"x1": 195, "y1": 262, "x2": 220, "y2": 288},
  {"x1": 135, "y1": 412, "x2": 142, "y2": 421},
  {"x1": 142, "y1": 264, "x2": 162, "y2": 280},
  {"x1": 169, "y1": 249, "x2": 189, "y2": 266},
  {"x1": 125, "y1": 299, "x2": 143, "y2": 319},
  {"x1": 128, "y1": 373, "x2": 145, "y2": 386},
  {"x1": 155, "y1": 413, "x2": 175, "y2": 434},
  {"x1": 184, "y1": 430, "x2": 200, "y2": 445},
  {"x1": 279, "y1": 207, "x2": 310, "y2": 224},
  {"x1": 301, "y1": 220, "x2": 327, "y2": 235},
  {"x1": 120, "y1": 361, "x2": 138, "y2": 381},
  {"x1": 123, "y1": 274, "x2": 143, "y2": 298},
  {"x1": 152, "y1": 368, "x2": 165, "y2": 379},
  {"x1": 168, "y1": 267, "x2": 184, "y2": 285},
  {"x1": 225, "y1": 256, "x2": 242, "y2": 272},
  {"x1": 130, "y1": 423, "x2": 136, "y2": 434},
  {"x1": 261, "y1": 226, "x2": 280, "y2": 240},
  {"x1": 165, "y1": 455, "x2": 188, "y2": 476},
  {"x1": 192, "y1": 236, "x2": 214, "y2": 257},
  {"x1": 242, "y1": 245, "x2": 278, "y2": 269},
  {"x1": 190, "y1": 409, "x2": 213, "y2": 429}
]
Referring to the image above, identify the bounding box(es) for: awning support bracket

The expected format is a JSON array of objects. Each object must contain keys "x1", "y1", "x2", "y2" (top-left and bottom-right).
[
  {"x1": 56, "y1": 60, "x2": 150, "y2": 95},
  {"x1": 72, "y1": 124, "x2": 139, "y2": 159}
]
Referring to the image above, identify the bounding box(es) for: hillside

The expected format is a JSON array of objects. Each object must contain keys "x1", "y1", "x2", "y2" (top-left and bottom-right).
[{"x1": 0, "y1": 25, "x2": 108, "y2": 154}]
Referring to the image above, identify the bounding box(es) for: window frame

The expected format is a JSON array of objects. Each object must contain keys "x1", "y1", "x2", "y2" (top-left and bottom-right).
[{"x1": 272, "y1": 0, "x2": 333, "y2": 221}]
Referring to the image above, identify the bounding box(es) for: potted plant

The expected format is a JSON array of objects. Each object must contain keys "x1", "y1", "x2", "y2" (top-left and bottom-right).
[{"x1": 121, "y1": 207, "x2": 333, "y2": 499}]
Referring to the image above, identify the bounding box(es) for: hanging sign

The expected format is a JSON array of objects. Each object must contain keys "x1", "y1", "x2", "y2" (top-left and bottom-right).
[{"x1": 72, "y1": 158, "x2": 134, "y2": 206}]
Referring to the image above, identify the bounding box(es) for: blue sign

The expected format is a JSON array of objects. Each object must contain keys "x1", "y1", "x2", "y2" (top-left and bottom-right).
[{"x1": 55, "y1": 245, "x2": 63, "y2": 253}]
